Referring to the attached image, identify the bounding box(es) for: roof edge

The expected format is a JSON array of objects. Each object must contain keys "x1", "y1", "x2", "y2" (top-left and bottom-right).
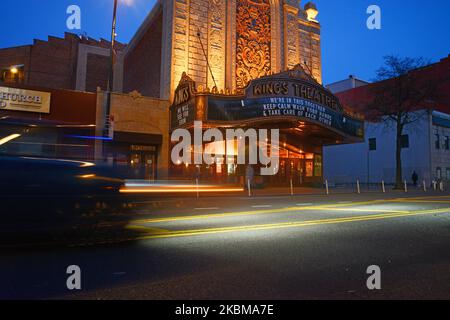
[{"x1": 124, "y1": 1, "x2": 163, "y2": 57}]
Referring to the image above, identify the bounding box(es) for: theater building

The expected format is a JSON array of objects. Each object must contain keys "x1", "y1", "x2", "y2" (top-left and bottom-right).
[
  {"x1": 124, "y1": 0, "x2": 324, "y2": 100},
  {"x1": 121, "y1": 0, "x2": 364, "y2": 185},
  {"x1": 170, "y1": 68, "x2": 364, "y2": 186}
]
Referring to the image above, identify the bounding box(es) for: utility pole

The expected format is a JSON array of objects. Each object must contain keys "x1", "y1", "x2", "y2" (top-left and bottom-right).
[
  {"x1": 367, "y1": 148, "x2": 370, "y2": 190},
  {"x1": 104, "y1": 0, "x2": 118, "y2": 139}
]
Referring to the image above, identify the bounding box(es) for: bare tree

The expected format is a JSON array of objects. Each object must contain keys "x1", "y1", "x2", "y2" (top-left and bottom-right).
[{"x1": 369, "y1": 55, "x2": 441, "y2": 189}]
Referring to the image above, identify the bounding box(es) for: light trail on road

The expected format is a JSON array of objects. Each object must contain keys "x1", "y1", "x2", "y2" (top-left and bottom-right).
[{"x1": 125, "y1": 196, "x2": 450, "y2": 241}]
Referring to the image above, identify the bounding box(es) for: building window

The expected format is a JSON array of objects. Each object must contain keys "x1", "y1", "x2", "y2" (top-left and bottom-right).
[
  {"x1": 314, "y1": 154, "x2": 322, "y2": 177},
  {"x1": 436, "y1": 167, "x2": 442, "y2": 179},
  {"x1": 445, "y1": 136, "x2": 449, "y2": 150},
  {"x1": 447, "y1": 168, "x2": 450, "y2": 181},
  {"x1": 305, "y1": 160, "x2": 313, "y2": 177},
  {"x1": 368, "y1": 138, "x2": 377, "y2": 151},
  {"x1": 435, "y1": 134, "x2": 440, "y2": 149},
  {"x1": 400, "y1": 134, "x2": 409, "y2": 149}
]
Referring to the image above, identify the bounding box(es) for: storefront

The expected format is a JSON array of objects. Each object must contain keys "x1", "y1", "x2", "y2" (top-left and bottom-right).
[
  {"x1": 170, "y1": 66, "x2": 365, "y2": 186},
  {"x1": 0, "y1": 85, "x2": 98, "y2": 161},
  {"x1": 103, "y1": 131, "x2": 162, "y2": 181},
  {"x1": 0, "y1": 85, "x2": 170, "y2": 180}
]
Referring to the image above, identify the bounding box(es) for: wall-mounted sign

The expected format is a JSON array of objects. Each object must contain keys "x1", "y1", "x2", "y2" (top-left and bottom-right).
[
  {"x1": 171, "y1": 102, "x2": 195, "y2": 129},
  {"x1": 131, "y1": 145, "x2": 157, "y2": 152},
  {"x1": 170, "y1": 72, "x2": 196, "y2": 130},
  {"x1": 0, "y1": 86, "x2": 51, "y2": 114}
]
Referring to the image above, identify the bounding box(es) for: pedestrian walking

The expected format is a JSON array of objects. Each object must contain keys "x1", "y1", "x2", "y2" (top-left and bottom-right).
[{"x1": 412, "y1": 171, "x2": 418, "y2": 187}]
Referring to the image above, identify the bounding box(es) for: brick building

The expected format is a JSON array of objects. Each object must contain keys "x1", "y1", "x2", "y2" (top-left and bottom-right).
[
  {"x1": 0, "y1": 83, "x2": 170, "y2": 179},
  {"x1": 0, "y1": 30, "x2": 170, "y2": 179},
  {"x1": 0, "y1": 32, "x2": 125, "y2": 93}
]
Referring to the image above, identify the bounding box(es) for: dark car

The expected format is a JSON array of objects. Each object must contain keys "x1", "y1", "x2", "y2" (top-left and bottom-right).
[{"x1": 0, "y1": 156, "x2": 133, "y2": 245}]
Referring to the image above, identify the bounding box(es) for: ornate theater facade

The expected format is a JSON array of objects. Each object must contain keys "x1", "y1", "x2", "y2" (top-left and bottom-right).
[{"x1": 123, "y1": 0, "x2": 364, "y2": 185}]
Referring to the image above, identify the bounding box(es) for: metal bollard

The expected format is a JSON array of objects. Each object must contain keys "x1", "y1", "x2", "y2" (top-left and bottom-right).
[
  {"x1": 382, "y1": 180, "x2": 386, "y2": 193},
  {"x1": 248, "y1": 179, "x2": 251, "y2": 197},
  {"x1": 196, "y1": 178, "x2": 199, "y2": 199},
  {"x1": 290, "y1": 179, "x2": 294, "y2": 196},
  {"x1": 423, "y1": 180, "x2": 427, "y2": 192},
  {"x1": 404, "y1": 180, "x2": 408, "y2": 193},
  {"x1": 357, "y1": 179, "x2": 361, "y2": 194},
  {"x1": 325, "y1": 179, "x2": 329, "y2": 195}
]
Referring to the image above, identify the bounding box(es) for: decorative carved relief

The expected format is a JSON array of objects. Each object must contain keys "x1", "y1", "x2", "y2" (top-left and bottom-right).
[
  {"x1": 236, "y1": 0, "x2": 271, "y2": 91},
  {"x1": 285, "y1": 13, "x2": 299, "y2": 69},
  {"x1": 208, "y1": 0, "x2": 226, "y2": 90}
]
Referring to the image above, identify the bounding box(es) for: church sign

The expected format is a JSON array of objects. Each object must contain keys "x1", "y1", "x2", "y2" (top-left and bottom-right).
[{"x1": 0, "y1": 86, "x2": 51, "y2": 114}]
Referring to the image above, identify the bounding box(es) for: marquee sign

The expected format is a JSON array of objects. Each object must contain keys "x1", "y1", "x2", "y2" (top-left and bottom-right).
[
  {"x1": 245, "y1": 66, "x2": 343, "y2": 112},
  {"x1": 208, "y1": 96, "x2": 363, "y2": 138},
  {"x1": 170, "y1": 66, "x2": 364, "y2": 140},
  {"x1": 0, "y1": 86, "x2": 51, "y2": 114}
]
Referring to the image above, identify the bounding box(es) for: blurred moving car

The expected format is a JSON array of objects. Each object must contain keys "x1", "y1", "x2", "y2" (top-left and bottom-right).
[{"x1": 0, "y1": 156, "x2": 131, "y2": 245}]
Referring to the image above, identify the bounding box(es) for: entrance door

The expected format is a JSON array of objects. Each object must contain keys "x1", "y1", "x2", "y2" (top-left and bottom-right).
[
  {"x1": 144, "y1": 154, "x2": 156, "y2": 181},
  {"x1": 130, "y1": 152, "x2": 157, "y2": 180},
  {"x1": 287, "y1": 159, "x2": 305, "y2": 186}
]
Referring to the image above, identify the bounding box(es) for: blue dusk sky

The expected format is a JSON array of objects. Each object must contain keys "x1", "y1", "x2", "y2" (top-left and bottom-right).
[{"x1": 1, "y1": 0, "x2": 449, "y2": 85}]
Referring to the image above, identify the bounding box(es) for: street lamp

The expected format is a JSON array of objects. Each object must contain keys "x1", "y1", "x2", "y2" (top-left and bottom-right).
[{"x1": 1, "y1": 65, "x2": 24, "y2": 83}]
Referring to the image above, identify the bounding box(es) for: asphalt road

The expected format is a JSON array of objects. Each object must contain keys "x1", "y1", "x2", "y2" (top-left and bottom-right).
[{"x1": 1, "y1": 191, "x2": 450, "y2": 300}]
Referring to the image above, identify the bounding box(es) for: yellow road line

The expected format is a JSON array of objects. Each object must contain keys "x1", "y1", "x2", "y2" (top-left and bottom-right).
[
  {"x1": 131, "y1": 199, "x2": 390, "y2": 224},
  {"x1": 130, "y1": 207, "x2": 450, "y2": 240},
  {"x1": 389, "y1": 200, "x2": 450, "y2": 203},
  {"x1": 394, "y1": 195, "x2": 450, "y2": 200},
  {"x1": 303, "y1": 208, "x2": 409, "y2": 213},
  {"x1": 131, "y1": 195, "x2": 450, "y2": 225},
  {"x1": 126, "y1": 225, "x2": 169, "y2": 234},
  {"x1": 132, "y1": 207, "x2": 304, "y2": 224}
]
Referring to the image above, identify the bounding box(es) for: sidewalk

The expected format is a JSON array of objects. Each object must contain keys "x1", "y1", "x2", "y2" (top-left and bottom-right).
[{"x1": 196, "y1": 185, "x2": 447, "y2": 198}]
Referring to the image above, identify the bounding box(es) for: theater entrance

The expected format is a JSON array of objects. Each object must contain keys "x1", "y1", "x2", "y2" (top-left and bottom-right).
[{"x1": 266, "y1": 146, "x2": 323, "y2": 187}]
